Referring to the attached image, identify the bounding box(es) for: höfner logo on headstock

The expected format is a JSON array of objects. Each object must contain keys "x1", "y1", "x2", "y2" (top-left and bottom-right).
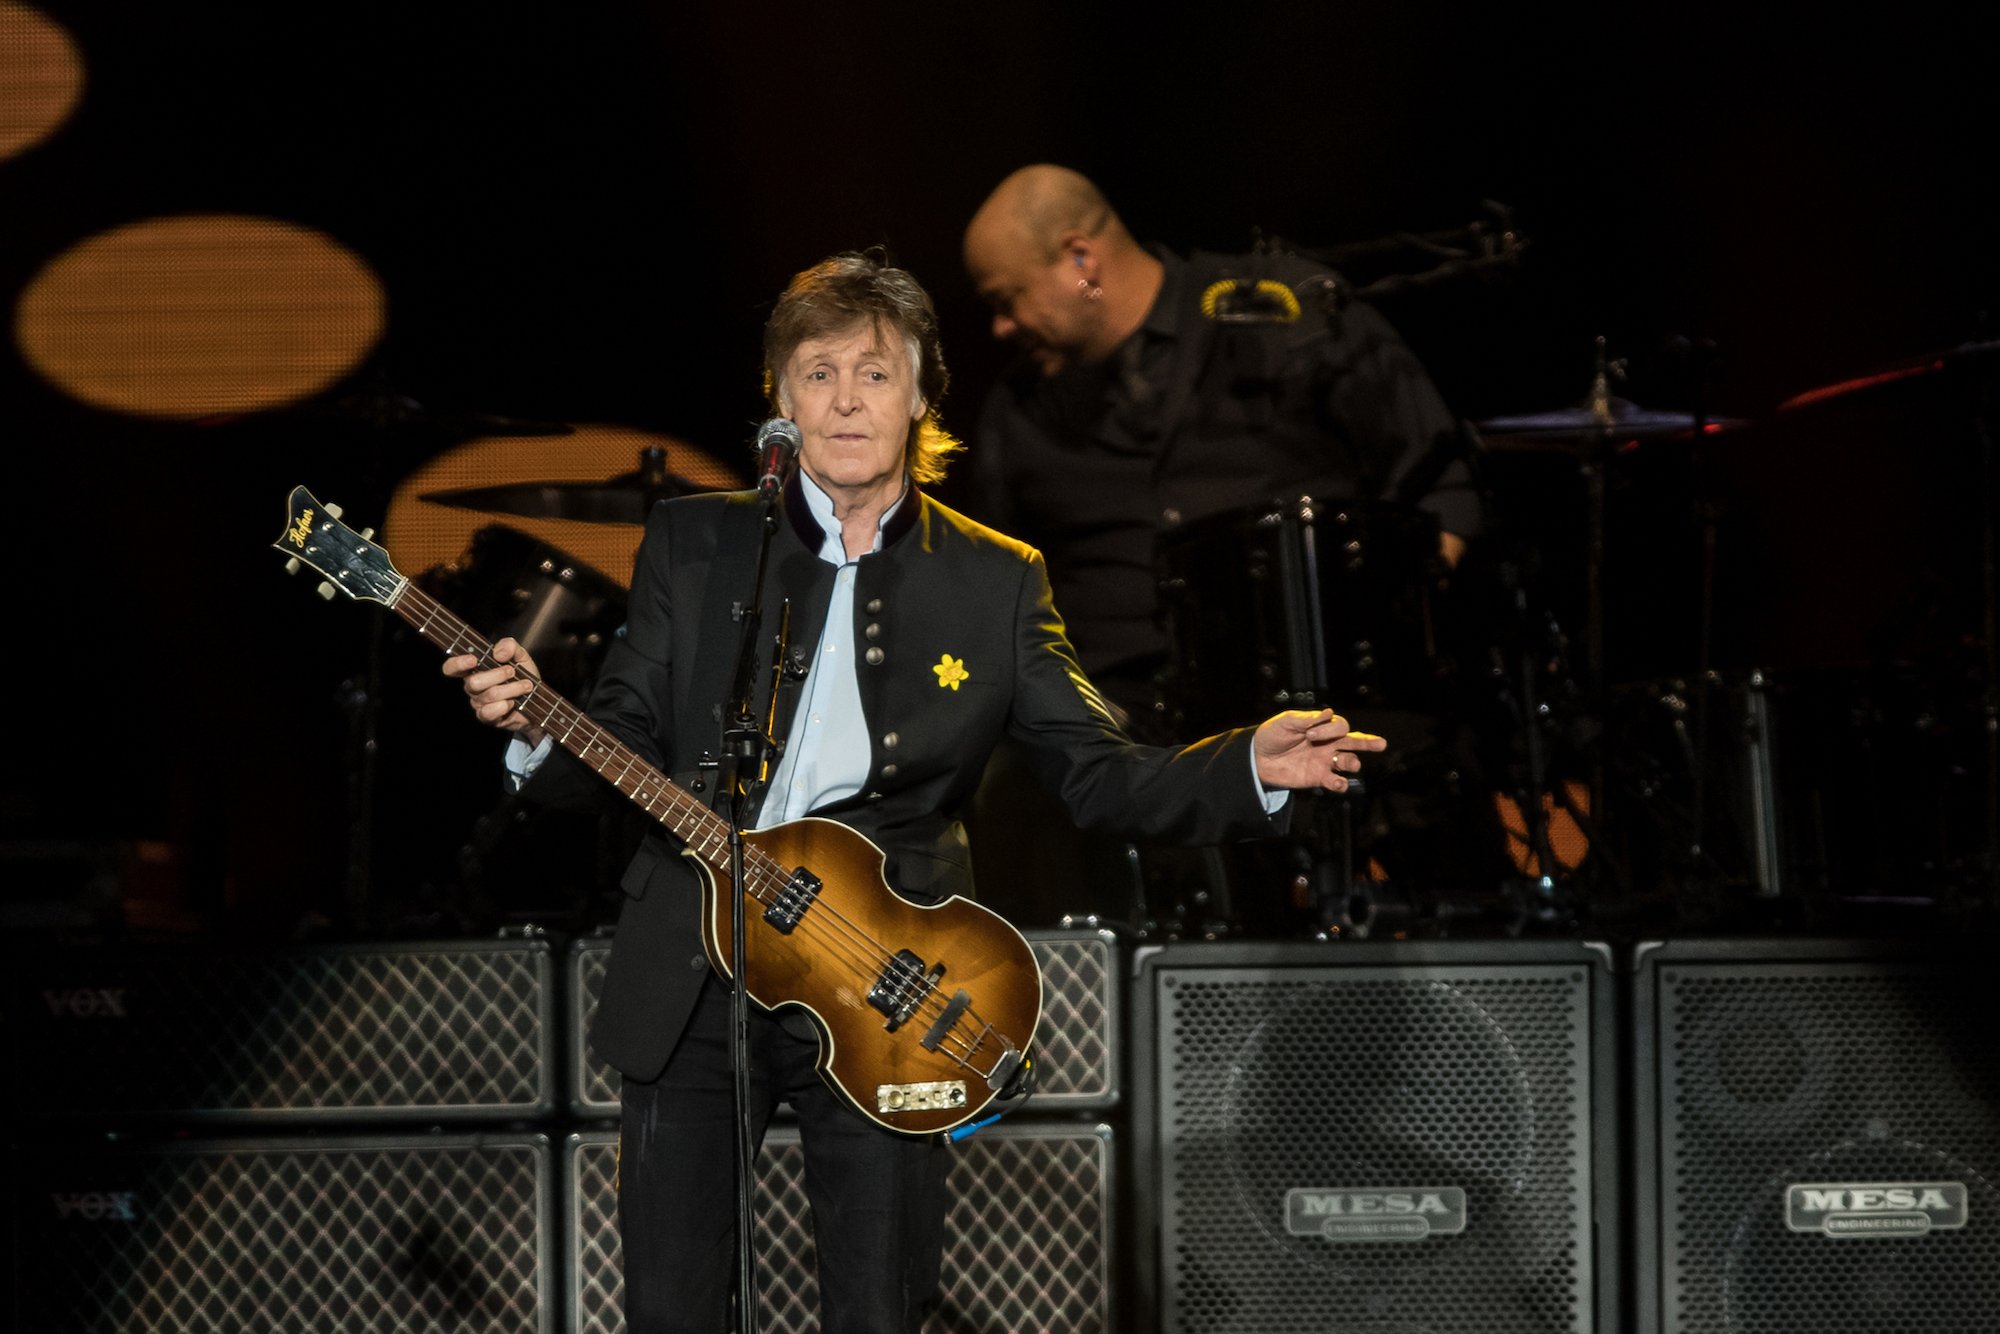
[
  {"x1": 1786, "y1": 1182, "x2": 1968, "y2": 1238},
  {"x1": 1284, "y1": 1187, "x2": 1467, "y2": 1242}
]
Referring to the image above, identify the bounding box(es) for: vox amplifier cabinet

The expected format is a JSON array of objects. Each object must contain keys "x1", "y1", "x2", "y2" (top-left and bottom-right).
[
  {"x1": 564, "y1": 1120, "x2": 1116, "y2": 1333},
  {"x1": 8, "y1": 938, "x2": 555, "y2": 1124},
  {"x1": 8, "y1": 1132, "x2": 552, "y2": 1332},
  {"x1": 566, "y1": 927, "x2": 1122, "y2": 1117},
  {"x1": 1633, "y1": 937, "x2": 2000, "y2": 1333},
  {"x1": 1132, "y1": 940, "x2": 1619, "y2": 1334}
]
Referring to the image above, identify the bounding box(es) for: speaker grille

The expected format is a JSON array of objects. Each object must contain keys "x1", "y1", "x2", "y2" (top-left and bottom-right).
[
  {"x1": 1656, "y1": 959, "x2": 2000, "y2": 1333},
  {"x1": 566, "y1": 1121, "x2": 1114, "y2": 1333},
  {"x1": 1144, "y1": 949, "x2": 1602, "y2": 1333},
  {"x1": 568, "y1": 929, "x2": 1120, "y2": 1116},
  {"x1": 11, "y1": 940, "x2": 554, "y2": 1122},
  {"x1": 1025, "y1": 929, "x2": 1121, "y2": 1110},
  {"x1": 10, "y1": 1133, "x2": 551, "y2": 1332}
]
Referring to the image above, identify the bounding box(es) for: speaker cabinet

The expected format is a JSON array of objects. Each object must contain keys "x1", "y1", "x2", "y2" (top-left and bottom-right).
[
  {"x1": 8, "y1": 1132, "x2": 552, "y2": 1332},
  {"x1": 564, "y1": 1120, "x2": 1116, "y2": 1333},
  {"x1": 1132, "y1": 941, "x2": 1618, "y2": 1334},
  {"x1": 7, "y1": 938, "x2": 555, "y2": 1123},
  {"x1": 567, "y1": 928, "x2": 1122, "y2": 1117},
  {"x1": 1633, "y1": 938, "x2": 2000, "y2": 1333}
]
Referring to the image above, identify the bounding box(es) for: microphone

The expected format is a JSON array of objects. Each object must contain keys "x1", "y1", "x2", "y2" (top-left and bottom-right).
[{"x1": 753, "y1": 417, "x2": 802, "y2": 500}]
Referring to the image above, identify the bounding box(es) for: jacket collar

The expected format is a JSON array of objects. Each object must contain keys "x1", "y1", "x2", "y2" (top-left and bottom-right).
[{"x1": 781, "y1": 470, "x2": 921, "y2": 556}]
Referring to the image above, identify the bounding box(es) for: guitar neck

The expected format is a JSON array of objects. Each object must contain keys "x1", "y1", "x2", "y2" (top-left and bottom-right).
[{"x1": 387, "y1": 581, "x2": 736, "y2": 869}]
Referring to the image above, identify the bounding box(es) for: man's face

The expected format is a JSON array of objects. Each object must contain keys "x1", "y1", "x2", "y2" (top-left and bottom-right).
[
  {"x1": 779, "y1": 322, "x2": 922, "y2": 503},
  {"x1": 964, "y1": 222, "x2": 1093, "y2": 376}
]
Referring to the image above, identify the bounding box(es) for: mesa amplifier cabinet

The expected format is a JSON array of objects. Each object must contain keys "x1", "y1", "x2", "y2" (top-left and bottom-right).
[
  {"x1": 1132, "y1": 940, "x2": 1618, "y2": 1334},
  {"x1": 567, "y1": 927, "x2": 1122, "y2": 1117},
  {"x1": 8, "y1": 937, "x2": 555, "y2": 1124},
  {"x1": 8, "y1": 1132, "x2": 552, "y2": 1332},
  {"x1": 565, "y1": 1120, "x2": 1116, "y2": 1333},
  {"x1": 1633, "y1": 937, "x2": 2000, "y2": 1333}
]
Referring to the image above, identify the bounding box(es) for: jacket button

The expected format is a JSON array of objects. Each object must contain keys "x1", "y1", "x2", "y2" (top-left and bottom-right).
[
  {"x1": 867, "y1": 791, "x2": 883, "y2": 801},
  {"x1": 865, "y1": 647, "x2": 885, "y2": 666},
  {"x1": 866, "y1": 598, "x2": 883, "y2": 614},
  {"x1": 689, "y1": 954, "x2": 706, "y2": 970},
  {"x1": 882, "y1": 731, "x2": 899, "y2": 750},
  {"x1": 864, "y1": 623, "x2": 881, "y2": 641},
  {"x1": 882, "y1": 763, "x2": 899, "y2": 778}
]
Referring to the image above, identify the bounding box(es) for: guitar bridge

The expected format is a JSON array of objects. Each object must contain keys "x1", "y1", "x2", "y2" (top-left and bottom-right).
[{"x1": 761, "y1": 867, "x2": 821, "y2": 934}]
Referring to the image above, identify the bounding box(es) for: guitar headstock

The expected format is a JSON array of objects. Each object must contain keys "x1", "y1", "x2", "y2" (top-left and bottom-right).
[{"x1": 274, "y1": 485, "x2": 406, "y2": 605}]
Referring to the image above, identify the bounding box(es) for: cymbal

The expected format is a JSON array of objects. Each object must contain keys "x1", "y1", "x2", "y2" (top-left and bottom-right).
[
  {"x1": 1779, "y1": 339, "x2": 2000, "y2": 412},
  {"x1": 1478, "y1": 396, "x2": 1747, "y2": 449},
  {"x1": 422, "y1": 473, "x2": 700, "y2": 525}
]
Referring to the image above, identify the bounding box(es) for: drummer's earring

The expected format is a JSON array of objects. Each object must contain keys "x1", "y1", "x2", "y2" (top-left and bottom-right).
[{"x1": 1073, "y1": 253, "x2": 1102, "y2": 302}]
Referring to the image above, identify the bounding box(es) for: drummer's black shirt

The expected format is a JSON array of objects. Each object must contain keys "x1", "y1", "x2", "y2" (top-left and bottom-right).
[{"x1": 972, "y1": 248, "x2": 1481, "y2": 721}]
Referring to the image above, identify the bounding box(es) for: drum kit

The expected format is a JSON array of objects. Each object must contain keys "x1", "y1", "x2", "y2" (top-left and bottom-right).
[{"x1": 1143, "y1": 335, "x2": 1997, "y2": 938}]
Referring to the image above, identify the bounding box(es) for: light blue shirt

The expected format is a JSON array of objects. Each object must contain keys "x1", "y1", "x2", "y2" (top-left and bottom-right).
[{"x1": 757, "y1": 471, "x2": 903, "y2": 823}]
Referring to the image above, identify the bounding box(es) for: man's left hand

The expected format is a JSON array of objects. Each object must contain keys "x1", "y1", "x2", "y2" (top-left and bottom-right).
[{"x1": 1252, "y1": 709, "x2": 1385, "y2": 793}]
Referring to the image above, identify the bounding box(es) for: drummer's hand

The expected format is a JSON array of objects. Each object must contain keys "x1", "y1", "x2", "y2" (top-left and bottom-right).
[
  {"x1": 1251, "y1": 709, "x2": 1385, "y2": 794},
  {"x1": 444, "y1": 637, "x2": 548, "y2": 745}
]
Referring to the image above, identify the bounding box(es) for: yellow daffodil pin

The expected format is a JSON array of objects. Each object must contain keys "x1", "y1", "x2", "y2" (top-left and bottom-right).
[{"x1": 933, "y1": 654, "x2": 969, "y2": 690}]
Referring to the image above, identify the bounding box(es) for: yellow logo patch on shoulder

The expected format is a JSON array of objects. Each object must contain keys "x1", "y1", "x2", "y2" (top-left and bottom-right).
[{"x1": 932, "y1": 654, "x2": 968, "y2": 690}]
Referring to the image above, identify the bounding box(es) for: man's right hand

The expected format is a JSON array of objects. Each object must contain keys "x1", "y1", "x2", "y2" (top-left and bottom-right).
[{"x1": 444, "y1": 636, "x2": 547, "y2": 746}]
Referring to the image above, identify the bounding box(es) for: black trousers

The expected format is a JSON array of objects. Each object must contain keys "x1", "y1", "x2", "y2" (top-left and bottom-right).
[{"x1": 618, "y1": 974, "x2": 952, "y2": 1334}]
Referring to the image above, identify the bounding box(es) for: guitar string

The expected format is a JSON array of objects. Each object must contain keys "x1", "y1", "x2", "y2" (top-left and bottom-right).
[{"x1": 398, "y1": 585, "x2": 1015, "y2": 1074}]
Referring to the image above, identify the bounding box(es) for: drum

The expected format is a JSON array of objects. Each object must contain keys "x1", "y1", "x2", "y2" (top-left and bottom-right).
[
  {"x1": 421, "y1": 525, "x2": 626, "y2": 695},
  {"x1": 1159, "y1": 498, "x2": 1445, "y2": 737}
]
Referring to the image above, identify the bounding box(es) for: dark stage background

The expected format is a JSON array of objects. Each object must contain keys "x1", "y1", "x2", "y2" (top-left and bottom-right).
[{"x1": 4, "y1": 2, "x2": 1997, "y2": 940}]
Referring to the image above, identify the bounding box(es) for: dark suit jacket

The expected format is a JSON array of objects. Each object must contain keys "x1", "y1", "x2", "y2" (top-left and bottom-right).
[{"x1": 527, "y1": 481, "x2": 1283, "y2": 1081}]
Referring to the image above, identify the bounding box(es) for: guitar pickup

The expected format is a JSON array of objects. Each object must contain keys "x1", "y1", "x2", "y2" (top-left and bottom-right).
[
  {"x1": 867, "y1": 951, "x2": 943, "y2": 1032},
  {"x1": 761, "y1": 868, "x2": 821, "y2": 934}
]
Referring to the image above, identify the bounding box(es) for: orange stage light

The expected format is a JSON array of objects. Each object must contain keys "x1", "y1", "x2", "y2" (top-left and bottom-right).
[{"x1": 15, "y1": 213, "x2": 385, "y2": 419}]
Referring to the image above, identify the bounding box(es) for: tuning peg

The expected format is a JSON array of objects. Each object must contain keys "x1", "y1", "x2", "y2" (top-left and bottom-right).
[
  {"x1": 359, "y1": 527, "x2": 375, "y2": 541},
  {"x1": 317, "y1": 581, "x2": 338, "y2": 600},
  {"x1": 284, "y1": 556, "x2": 302, "y2": 575},
  {"x1": 325, "y1": 502, "x2": 344, "y2": 520}
]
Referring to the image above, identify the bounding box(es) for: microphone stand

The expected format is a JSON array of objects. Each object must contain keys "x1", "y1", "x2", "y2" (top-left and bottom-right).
[{"x1": 717, "y1": 479, "x2": 788, "y2": 1334}]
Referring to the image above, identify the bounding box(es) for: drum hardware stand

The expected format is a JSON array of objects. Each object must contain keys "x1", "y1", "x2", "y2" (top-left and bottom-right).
[
  {"x1": 1495, "y1": 559, "x2": 1568, "y2": 923},
  {"x1": 335, "y1": 642, "x2": 381, "y2": 932},
  {"x1": 636, "y1": 442, "x2": 676, "y2": 514},
  {"x1": 1973, "y1": 341, "x2": 1998, "y2": 917},
  {"x1": 1578, "y1": 337, "x2": 1622, "y2": 856},
  {"x1": 1677, "y1": 334, "x2": 1729, "y2": 895},
  {"x1": 1278, "y1": 498, "x2": 1379, "y2": 934},
  {"x1": 1293, "y1": 200, "x2": 1529, "y2": 306}
]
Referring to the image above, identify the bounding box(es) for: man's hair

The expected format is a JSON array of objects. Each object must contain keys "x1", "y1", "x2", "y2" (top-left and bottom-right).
[{"x1": 762, "y1": 249, "x2": 961, "y2": 485}]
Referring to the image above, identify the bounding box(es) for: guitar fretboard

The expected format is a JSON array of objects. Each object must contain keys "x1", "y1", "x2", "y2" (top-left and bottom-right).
[{"x1": 388, "y1": 579, "x2": 779, "y2": 899}]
